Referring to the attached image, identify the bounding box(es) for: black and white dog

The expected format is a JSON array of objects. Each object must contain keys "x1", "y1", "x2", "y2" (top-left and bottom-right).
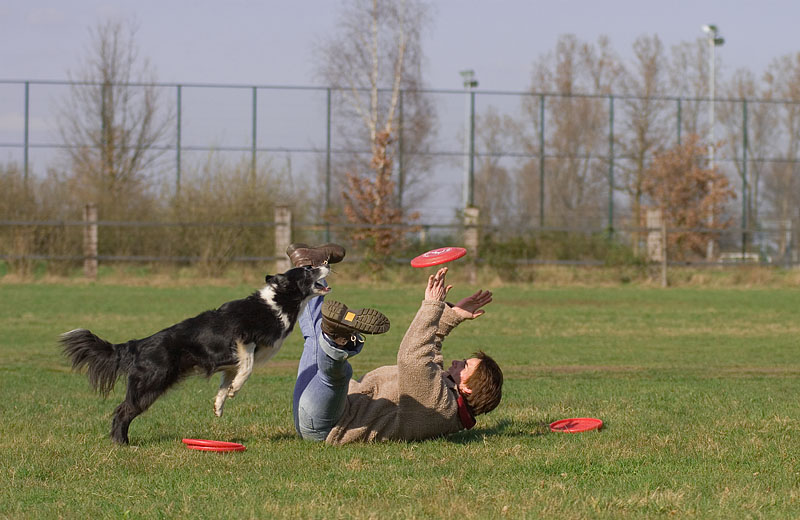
[{"x1": 60, "y1": 265, "x2": 330, "y2": 444}]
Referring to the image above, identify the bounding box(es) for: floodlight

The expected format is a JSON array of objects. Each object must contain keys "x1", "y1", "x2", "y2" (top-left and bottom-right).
[{"x1": 460, "y1": 69, "x2": 478, "y2": 88}]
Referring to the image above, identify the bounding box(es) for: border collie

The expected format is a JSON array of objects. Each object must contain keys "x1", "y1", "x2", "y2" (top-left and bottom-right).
[{"x1": 60, "y1": 265, "x2": 330, "y2": 444}]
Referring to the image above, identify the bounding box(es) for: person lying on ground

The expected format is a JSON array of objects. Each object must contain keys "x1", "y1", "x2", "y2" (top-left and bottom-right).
[{"x1": 286, "y1": 243, "x2": 503, "y2": 444}]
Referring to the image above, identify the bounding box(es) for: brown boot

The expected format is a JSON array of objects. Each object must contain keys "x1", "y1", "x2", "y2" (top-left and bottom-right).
[
  {"x1": 321, "y1": 300, "x2": 390, "y2": 346},
  {"x1": 286, "y1": 243, "x2": 346, "y2": 267}
]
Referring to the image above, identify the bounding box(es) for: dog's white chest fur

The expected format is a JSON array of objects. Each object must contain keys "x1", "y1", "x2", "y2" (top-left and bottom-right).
[
  {"x1": 258, "y1": 286, "x2": 291, "y2": 330},
  {"x1": 213, "y1": 286, "x2": 293, "y2": 417},
  {"x1": 213, "y1": 266, "x2": 327, "y2": 419}
]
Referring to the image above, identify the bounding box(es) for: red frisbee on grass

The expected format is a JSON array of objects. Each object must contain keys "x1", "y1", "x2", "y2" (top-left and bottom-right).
[
  {"x1": 410, "y1": 247, "x2": 467, "y2": 268},
  {"x1": 182, "y1": 438, "x2": 246, "y2": 452},
  {"x1": 186, "y1": 444, "x2": 246, "y2": 452},
  {"x1": 549, "y1": 417, "x2": 603, "y2": 433}
]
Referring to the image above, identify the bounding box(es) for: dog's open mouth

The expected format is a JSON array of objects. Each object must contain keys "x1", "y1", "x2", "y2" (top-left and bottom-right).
[{"x1": 314, "y1": 280, "x2": 331, "y2": 293}]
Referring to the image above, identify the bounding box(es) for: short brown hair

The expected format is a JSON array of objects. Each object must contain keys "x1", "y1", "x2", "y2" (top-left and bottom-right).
[{"x1": 463, "y1": 350, "x2": 503, "y2": 415}]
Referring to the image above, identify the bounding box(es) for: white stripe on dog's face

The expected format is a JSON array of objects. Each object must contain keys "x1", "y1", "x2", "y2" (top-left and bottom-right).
[{"x1": 259, "y1": 285, "x2": 291, "y2": 330}]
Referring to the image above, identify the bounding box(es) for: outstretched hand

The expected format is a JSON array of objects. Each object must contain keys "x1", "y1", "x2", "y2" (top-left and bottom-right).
[
  {"x1": 452, "y1": 290, "x2": 493, "y2": 320},
  {"x1": 425, "y1": 267, "x2": 452, "y2": 302}
]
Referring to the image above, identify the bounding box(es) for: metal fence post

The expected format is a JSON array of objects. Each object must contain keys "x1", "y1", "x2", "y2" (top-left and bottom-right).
[
  {"x1": 398, "y1": 89, "x2": 404, "y2": 209},
  {"x1": 467, "y1": 90, "x2": 476, "y2": 208},
  {"x1": 608, "y1": 95, "x2": 615, "y2": 236},
  {"x1": 101, "y1": 81, "x2": 111, "y2": 178},
  {"x1": 741, "y1": 99, "x2": 748, "y2": 259},
  {"x1": 176, "y1": 84, "x2": 182, "y2": 195},
  {"x1": 83, "y1": 203, "x2": 98, "y2": 280},
  {"x1": 274, "y1": 206, "x2": 292, "y2": 273},
  {"x1": 23, "y1": 81, "x2": 29, "y2": 187},
  {"x1": 539, "y1": 94, "x2": 545, "y2": 227},
  {"x1": 325, "y1": 88, "x2": 332, "y2": 242},
  {"x1": 251, "y1": 86, "x2": 258, "y2": 181}
]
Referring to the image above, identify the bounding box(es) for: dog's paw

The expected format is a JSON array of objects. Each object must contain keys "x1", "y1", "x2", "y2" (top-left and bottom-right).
[{"x1": 214, "y1": 396, "x2": 226, "y2": 417}]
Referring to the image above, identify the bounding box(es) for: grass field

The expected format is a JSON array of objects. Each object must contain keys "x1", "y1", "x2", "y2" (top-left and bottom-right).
[{"x1": 2, "y1": 279, "x2": 800, "y2": 518}]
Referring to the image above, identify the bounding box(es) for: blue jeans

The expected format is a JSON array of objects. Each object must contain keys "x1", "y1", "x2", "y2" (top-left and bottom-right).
[{"x1": 292, "y1": 292, "x2": 363, "y2": 441}]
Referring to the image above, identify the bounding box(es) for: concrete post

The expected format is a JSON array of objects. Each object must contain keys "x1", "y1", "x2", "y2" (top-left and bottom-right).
[
  {"x1": 646, "y1": 209, "x2": 663, "y2": 263},
  {"x1": 83, "y1": 203, "x2": 98, "y2": 280},
  {"x1": 463, "y1": 207, "x2": 479, "y2": 284},
  {"x1": 274, "y1": 206, "x2": 292, "y2": 273},
  {"x1": 647, "y1": 208, "x2": 668, "y2": 287}
]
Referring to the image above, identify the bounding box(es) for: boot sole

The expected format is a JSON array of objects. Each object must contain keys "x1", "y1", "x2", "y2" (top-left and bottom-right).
[
  {"x1": 322, "y1": 300, "x2": 390, "y2": 335},
  {"x1": 286, "y1": 243, "x2": 346, "y2": 267}
]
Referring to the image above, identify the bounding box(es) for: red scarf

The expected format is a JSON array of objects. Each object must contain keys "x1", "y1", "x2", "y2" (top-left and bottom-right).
[{"x1": 457, "y1": 393, "x2": 476, "y2": 430}]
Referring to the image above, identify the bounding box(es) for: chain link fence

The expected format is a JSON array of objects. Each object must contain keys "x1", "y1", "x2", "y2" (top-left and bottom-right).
[{"x1": 1, "y1": 79, "x2": 798, "y2": 268}]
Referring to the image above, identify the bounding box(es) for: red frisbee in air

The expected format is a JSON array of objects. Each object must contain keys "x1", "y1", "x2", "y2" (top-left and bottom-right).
[
  {"x1": 182, "y1": 438, "x2": 246, "y2": 452},
  {"x1": 410, "y1": 247, "x2": 467, "y2": 268},
  {"x1": 549, "y1": 417, "x2": 603, "y2": 433}
]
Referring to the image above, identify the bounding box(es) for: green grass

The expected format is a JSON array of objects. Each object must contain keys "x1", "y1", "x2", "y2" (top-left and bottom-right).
[{"x1": 2, "y1": 281, "x2": 800, "y2": 518}]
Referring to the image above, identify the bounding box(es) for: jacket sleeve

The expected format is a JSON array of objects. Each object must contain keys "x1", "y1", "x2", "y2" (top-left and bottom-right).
[
  {"x1": 396, "y1": 300, "x2": 458, "y2": 410},
  {"x1": 435, "y1": 302, "x2": 467, "y2": 341}
]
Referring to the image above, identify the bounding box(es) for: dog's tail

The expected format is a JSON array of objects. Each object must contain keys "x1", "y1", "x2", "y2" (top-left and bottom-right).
[{"x1": 60, "y1": 329, "x2": 128, "y2": 396}]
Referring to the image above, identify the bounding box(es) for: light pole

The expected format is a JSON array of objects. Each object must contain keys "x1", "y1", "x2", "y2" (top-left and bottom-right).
[
  {"x1": 460, "y1": 69, "x2": 478, "y2": 208},
  {"x1": 702, "y1": 24, "x2": 724, "y2": 260},
  {"x1": 702, "y1": 24, "x2": 724, "y2": 169}
]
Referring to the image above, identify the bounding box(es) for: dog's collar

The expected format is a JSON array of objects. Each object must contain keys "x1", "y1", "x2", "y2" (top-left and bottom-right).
[{"x1": 457, "y1": 393, "x2": 476, "y2": 430}]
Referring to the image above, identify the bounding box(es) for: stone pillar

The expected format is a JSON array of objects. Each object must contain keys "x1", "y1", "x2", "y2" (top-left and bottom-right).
[
  {"x1": 647, "y1": 208, "x2": 668, "y2": 287},
  {"x1": 274, "y1": 206, "x2": 292, "y2": 273},
  {"x1": 419, "y1": 225, "x2": 428, "y2": 247},
  {"x1": 83, "y1": 203, "x2": 98, "y2": 280},
  {"x1": 646, "y1": 209, "x2": 663, "y2": 263}
]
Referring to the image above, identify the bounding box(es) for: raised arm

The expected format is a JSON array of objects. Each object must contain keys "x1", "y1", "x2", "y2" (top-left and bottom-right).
[{"x1": 395, "y1": 267, "x2": 453, "y2": 405}]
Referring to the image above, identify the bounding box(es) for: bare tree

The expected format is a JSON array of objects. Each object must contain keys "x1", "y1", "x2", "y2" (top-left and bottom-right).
[
  {"x1": 618, "y1": 35, "x2": 671, "y2": 253},
  {"x1": 761, "y1": 52, "x2": 800, "y2": 258},
  {"x1": 315, "y1": 0, "x2": 434, "y2": 257},
  {"x1": 522, "y1": 34, "x2": 623, "y2": 227},
  {"x1": 472, "y1": 107, "x2": 518, "y2": 234},
  {"x1": 59, "y1": 18, "x2": 172, "y2": 218},
  {"x1": 668, "y1": 38, "x2": 713, "y2": 138},
  {"x1": 719, "y1": 68, "x2": 778, "y2": 243}
]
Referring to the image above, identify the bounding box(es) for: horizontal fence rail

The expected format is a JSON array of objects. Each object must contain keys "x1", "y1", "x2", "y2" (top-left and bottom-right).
[
  {"x1": 1, "y1": 215, "x2": 795, "y2": 276},
  {"x1": 2, "y1": 79, "x2": 800, "y2": 266}
]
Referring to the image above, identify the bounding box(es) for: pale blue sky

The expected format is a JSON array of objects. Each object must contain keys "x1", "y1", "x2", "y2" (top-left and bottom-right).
[
  {"x1": 3, "y1": 0, "x2": 799, "y2": 90},
  {"x1": 2, "y1": 1, "x2": 799, "y2": 221}
]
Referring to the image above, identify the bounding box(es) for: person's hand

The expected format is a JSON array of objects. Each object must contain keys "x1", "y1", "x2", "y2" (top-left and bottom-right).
[
  {"x1": 452, "y1": 289, "x2": 493, "y2": 320},
  {"x1": 424, "y1": 267, "x2": 452, "y2": 302}
]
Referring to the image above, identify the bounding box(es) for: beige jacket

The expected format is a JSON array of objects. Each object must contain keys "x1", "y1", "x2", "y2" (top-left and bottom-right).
[{"x1": 325, "y1": 299, "x2": 467, "y2": 444}]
